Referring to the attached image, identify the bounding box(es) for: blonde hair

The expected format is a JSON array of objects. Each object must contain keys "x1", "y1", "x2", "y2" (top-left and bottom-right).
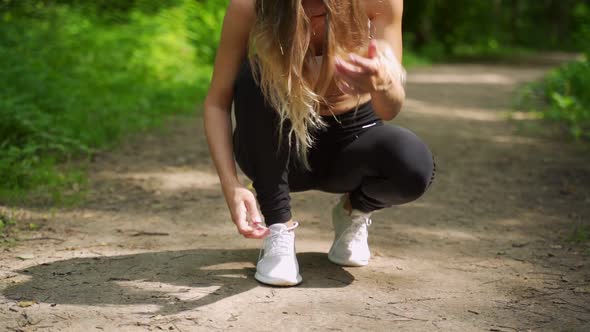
[{"x1": 248, "y1": 0, "x2": 370, "y2": 170}]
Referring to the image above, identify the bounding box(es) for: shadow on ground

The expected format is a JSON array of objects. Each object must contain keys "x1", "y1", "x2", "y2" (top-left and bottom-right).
[{"x1": 3, "y1": 250, "x2": 353, "y2": 316}]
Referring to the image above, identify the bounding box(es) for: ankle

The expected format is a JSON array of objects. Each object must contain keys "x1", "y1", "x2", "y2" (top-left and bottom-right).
[{"x1": 343, "y1": 194, "x2": 353, "y2": 216}]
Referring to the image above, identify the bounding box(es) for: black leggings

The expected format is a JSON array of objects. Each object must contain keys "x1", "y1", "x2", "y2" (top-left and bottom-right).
[{"x1": 232, "y1": 60, "x2": 435, "y2": 226}]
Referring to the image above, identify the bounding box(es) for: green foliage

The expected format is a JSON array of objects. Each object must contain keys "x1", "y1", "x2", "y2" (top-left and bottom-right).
[
  {"x1": 0, "y1": 211, "x2": 17, "y2": 236},
  {"x1": 404, "y1": 0, "x2": 590, "y2": 59},
  {"x1": 0, "y1": 209, "x2": 44, "y2": 246},
  {"x1": 543, "y1": 57, "x2": 590, "y2": 139},
  {"x1": 569, "y1": 225, "x2": 590, "y2": 243},
  {"x1": 519, "y1": 55, "x2": 590, "y2": 140},
  {"x1": 28, "y1": 222, "x2": 40, "y2": 231},
  {"x1": 0, "y1": 0, "x2": 225, "y2": 201},
  {"x1": 401, "y1": 51, "x2": 430, "y2": 68}
]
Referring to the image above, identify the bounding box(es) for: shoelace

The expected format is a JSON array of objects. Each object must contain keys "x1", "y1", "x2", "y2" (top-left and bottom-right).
[{"x1": 258, "y1": 222, "x2": 299, "y2": 260}]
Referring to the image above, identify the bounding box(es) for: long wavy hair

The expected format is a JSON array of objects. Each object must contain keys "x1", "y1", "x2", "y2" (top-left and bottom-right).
[{"x1": 248, "y1": 0, "x2": 370, "y2": 170}]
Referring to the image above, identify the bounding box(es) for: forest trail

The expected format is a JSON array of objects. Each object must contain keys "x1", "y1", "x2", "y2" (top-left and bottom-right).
[{"x1": 2, "y1": 59, "x2": 590, "y2": 331}]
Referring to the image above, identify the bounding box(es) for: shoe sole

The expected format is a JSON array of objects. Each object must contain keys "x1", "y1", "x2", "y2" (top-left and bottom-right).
[
  {"x1": 254, "y1": 272, "x2": 303, "y2": 286},
  {"x1": 328, "y1": 252, "x2": 369, "y2": 267}
]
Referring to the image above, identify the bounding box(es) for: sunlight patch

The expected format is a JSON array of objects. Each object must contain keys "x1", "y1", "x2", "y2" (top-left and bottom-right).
[
  {"x1": 200, "y1": 262, "x2": 254, "y2": 271},
  {"x1": 494, "y1": 218, "x2": 523, "y2": 226},
  {"x1": 490, "y1": 135, "x2": 539, "y2": 145},
  {"x1": 509, "y1": 111, "x2": 543, "y2": 121},
  {"x1": 403, "y1": 227, "x2": 480, "y2": 241},
  {"x1": 405, "y1": 99, "x2": 503, "y2": 122},
  {"x1": 98, "y1": 170, "x2": 220, "y2": 191},
  {"x1": 409, "y1": 73, "x2": 515, "y2": 85}
]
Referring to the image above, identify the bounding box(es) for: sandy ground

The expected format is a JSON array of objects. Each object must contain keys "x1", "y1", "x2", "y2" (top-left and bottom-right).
[{"x1": 1, "y1": 60, "x2": 590, "y2": 331}]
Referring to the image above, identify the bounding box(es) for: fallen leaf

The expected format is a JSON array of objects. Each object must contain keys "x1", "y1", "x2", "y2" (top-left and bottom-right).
[
  {"x1": 16, "y1": 253, "x2": 34, "y2": 260},
  {"x1": 17, "y1": 300, "x2": 36, "y2": 308}
]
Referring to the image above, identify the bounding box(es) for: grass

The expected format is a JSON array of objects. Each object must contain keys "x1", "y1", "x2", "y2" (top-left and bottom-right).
[
  {"x1": 0, "y1": 1, "x2": 225, "y2": 205},
  {"x1": 0, "y1": 203, "x2": 63, "y2": 247},
  {"x1": 0, "y1": 209, "x2": 19, "y2": 247},
  {"x1": 567, "y1": 225, "x2": 590, "y2": 254},
  {"x1": 569, "y1": 225, "x2": 590, "y2": 243}
]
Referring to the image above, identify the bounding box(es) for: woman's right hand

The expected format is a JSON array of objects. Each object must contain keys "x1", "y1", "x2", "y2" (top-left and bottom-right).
[{"x1": 224, "y1": 183, "x2": 270, "y2": 239}]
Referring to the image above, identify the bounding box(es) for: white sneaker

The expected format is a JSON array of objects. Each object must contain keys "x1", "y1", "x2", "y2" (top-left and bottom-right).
[
  {"x1": 254, "y1": 222, "x2": 302, "y2": 286},
  {"x1": 328, "y1": 195, "x2": 372, "y2": 267}
]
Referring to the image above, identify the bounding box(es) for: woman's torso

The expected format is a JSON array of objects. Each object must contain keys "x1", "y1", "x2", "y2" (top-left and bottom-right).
[{"x1": 302, "y1": 0, "x2": 374, "y2": 116}]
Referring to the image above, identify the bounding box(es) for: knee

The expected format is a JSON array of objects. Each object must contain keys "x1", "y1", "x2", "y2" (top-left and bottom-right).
[
  {"x1": 391, "y1": 151, "x2": 436, "y2": 204},
  {"x1": 398, "y1": 167, "x2": 434, "y2": 202},
  {"x1": 378, "y1": 126, "x2": 435, "y2": 201}
]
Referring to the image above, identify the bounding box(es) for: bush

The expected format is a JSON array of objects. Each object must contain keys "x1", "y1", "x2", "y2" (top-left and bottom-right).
[
  {"x1": 520, "y1": 54, "x2": 590, "y2": 140},
  {"x1": 0, "y1": 0, "x2": 226, "y2": 202},
  {"x1": 543, "y1": 57, "x2": 590, "y2": 139}
]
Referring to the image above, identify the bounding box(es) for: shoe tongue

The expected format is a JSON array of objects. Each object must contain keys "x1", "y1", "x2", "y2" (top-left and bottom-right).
[
  {"x1": 351, "y1": 210, "x2": 371, "y2": 218},
  {"x1": 268, "y1": 223, "x2": 288, "y2": 232}
]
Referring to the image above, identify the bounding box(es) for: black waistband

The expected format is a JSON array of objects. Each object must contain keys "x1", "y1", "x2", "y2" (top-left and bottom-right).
[{"x1": 319, "y1": 100, "x2": 380, "y2": 128}]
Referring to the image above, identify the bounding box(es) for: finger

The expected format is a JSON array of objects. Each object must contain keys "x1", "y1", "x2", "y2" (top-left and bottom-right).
[
  {"x1": 336, "y1": 69, "x2": 371, "y2": 90},
  {"x1": 251, "y1": 218, "x2": 267, "y2": 231},
  {"x1": 335, "y1": 59, "x2": 374, "y2": 82},
  {"x1": 335, "y1": 56, "x2": 364, "y2": 74},
  {"x1": 348, "y1": 53, "x2": 379, "y2": 74},
  {"x1": 244, "y1": 196, "x2": 263, "y2": 225},
  {"x1": 242, "y1": 223, "x2": 269, "y2": 239},
  {"x1": 234, "y1": 203, "x2": 257, "y2": 235},
  {"x1": 239, "y1": 197, "x2": 270, "y2": 239},
  {"x1": 244, "y1": 227, "x2": 270, "y2": 239},
  {"x1": 237, "y1": 222, "x2": 256, "y2": 236}
]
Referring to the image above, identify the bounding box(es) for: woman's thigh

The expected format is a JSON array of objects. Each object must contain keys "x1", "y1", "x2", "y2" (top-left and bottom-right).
[{"x1": 316, "y1": 124, "x2": 434, "y2": 195}]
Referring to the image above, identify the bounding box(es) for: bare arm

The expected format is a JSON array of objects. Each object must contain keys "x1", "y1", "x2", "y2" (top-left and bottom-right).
[
  {"x1": 203, "y1": 0, "x2": 268, "y2": 238},
  {"x1": 204, "y1": 0, "x2": 252, "y2": 189},
  {"x1": 368, "y1": 0, "x2": 405, "y2": 121},
  {"x1": 334, "y1": 0, "x2": 405, "y2": 121}
]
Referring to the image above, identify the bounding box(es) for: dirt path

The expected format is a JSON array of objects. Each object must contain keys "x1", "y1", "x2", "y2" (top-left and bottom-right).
[{"x1": 2, "y1": 61, "x2": 590, "y2": 331}]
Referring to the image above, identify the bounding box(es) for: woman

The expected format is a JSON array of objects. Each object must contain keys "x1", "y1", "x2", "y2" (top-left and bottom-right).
[{"x1": 203, "y1": 0, "x2": 435, "y2": 286}]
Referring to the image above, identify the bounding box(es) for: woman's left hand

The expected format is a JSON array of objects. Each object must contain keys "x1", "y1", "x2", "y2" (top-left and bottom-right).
[{"x1": 334, "y1": 39, "x2": 405, "y2": 95}]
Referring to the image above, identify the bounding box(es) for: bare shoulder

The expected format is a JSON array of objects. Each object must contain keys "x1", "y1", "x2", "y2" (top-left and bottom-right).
[
  {"x1": 228, "y1": 0, "x2": 256, "y2": 18},
  {"x1": 363, "y1": 0, "x2": 403, "y2": 60},
  {"x1": 226, "y1": 0, "x2": 256, "y2": 23},
  {"x1": 204, "y1": 0, "x2": 256, "y2": 110},
  {"x1": 364, "y1": 0, "x2": 403, "y2": 20}
]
